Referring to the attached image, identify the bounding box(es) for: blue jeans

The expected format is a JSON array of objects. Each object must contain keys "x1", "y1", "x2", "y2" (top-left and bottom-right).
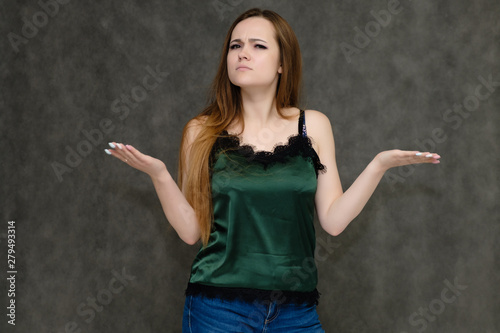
[{"x1": 182, "y1": 295, "x2": 325, "y2": 332}]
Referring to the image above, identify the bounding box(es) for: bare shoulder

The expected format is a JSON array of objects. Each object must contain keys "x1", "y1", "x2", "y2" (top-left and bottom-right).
[
  {"x1": 303, "y1": 109, "x2": 333, "y2": 155},
  {"x1": 303, "y1": 109, "x2": 330, "y2": 125},
  {"x1": 184, "y1": 115, "x2": 208, "y2": 142},
  {"x1": 186, "y1": 115, "x2": 208, "y2": 129},
  {"x1": 180, "y1": 115, "x2": 208, "y2": 182}
]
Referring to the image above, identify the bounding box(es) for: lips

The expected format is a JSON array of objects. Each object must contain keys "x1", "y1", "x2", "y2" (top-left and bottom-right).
[{"x1": 236, "y1": 66, "x2": 251, "y2": 70}]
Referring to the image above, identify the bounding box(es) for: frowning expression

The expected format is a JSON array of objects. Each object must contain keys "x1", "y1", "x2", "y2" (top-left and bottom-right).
[{"x1": 227, "y1": 17, "x2": 282, "y2": 89}]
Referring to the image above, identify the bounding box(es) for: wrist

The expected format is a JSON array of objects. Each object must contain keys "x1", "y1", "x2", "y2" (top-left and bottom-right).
[
  {"x1": 150, "y1": 167, "x2": 171, "y2": 184},
  {"x1": 371, "y1": 153, "x2": 390, "y2": 175}
]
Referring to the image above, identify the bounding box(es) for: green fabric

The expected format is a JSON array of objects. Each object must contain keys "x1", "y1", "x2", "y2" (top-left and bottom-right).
[{"x1": 188, "y1": 147, "x2": 319, "y2": 292}]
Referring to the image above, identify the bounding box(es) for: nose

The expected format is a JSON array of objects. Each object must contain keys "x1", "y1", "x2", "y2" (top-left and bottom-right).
[{"x1": 238, "y1": 45, "x2": 249, "y2": 61}]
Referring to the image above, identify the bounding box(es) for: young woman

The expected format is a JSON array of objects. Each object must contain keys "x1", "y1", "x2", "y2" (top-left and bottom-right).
[{"x1": 104, "y1": 8, "x2": 440, "y2": 332}]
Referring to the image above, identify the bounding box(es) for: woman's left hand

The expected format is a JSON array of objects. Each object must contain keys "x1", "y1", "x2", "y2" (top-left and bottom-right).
[{"x1": 374, "y1": 149, "x2": 440, "y2": 172}]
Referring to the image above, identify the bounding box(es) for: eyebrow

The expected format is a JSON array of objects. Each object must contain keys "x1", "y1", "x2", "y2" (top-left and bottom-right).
[{"x1": 229, "y1": 38, "x2": 268, "y2": 44}]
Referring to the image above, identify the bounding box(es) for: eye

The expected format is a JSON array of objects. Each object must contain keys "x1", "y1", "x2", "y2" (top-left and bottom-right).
[
  {"x1": 255, "y1": 44, "x2": 267, "y2": 49},
  {"x1": 229, "y1": 44, "x2": 240, "y2": 49}
]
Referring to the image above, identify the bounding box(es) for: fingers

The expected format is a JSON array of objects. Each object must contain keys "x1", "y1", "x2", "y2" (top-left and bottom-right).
[
  {"x1": 413, "y1": 151, "x2": 441, "y2": 164},
  {"x1": 104, "y1": 142, "x2": 140, "y2": 165}
]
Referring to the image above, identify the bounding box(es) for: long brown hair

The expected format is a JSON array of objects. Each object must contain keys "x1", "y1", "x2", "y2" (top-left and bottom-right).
[{"x1": 177, "y1": 8, "x2": 303, "y2": 246}]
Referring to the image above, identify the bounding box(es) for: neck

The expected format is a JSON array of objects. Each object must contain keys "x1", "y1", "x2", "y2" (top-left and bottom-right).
[{"x1": 239, "y1": 86, "x2": 279, "y2": 130}]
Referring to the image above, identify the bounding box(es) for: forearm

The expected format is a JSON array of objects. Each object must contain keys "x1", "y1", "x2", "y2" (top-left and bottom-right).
[
  {"x1": 323, "y1": 156, "x2": 386, "y2": 236},
  {"x1": 150, "y1": 170, "x2": 201, "y2": 245}
]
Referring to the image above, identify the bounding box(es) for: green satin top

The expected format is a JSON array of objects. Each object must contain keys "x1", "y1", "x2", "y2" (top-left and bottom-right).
[{"x1": 188, "y1": 110, "x2": 327, "y2": 294}]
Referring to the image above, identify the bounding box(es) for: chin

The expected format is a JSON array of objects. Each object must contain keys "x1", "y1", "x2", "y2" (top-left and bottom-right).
[{"x1": 229, "y1": 79, "x2": 275, "y2": 89}]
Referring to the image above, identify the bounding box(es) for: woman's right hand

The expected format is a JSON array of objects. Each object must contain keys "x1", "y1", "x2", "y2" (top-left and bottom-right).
[{"x1": 105, "y1": 142, "x2": 168, "y2": 180}]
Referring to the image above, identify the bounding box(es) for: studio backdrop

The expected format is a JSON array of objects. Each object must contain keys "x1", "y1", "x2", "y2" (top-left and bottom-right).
[{"x1": 1, "y1": 0, "x2": 499, "y2": 332}]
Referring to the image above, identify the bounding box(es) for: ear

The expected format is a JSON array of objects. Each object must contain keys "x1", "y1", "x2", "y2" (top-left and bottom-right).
[{"x1": 278, "y1": 64, "x2": 282, "y2": 74}]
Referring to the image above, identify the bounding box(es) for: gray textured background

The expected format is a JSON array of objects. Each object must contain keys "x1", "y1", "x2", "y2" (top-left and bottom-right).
[{"x1": 1, "y1": 0, "x2": 499, "y2": 332}]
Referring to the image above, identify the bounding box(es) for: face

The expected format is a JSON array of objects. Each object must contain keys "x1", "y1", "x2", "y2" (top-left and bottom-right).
[{"x1": 227, "y1": 17, "x2": 282, "y2": 90}]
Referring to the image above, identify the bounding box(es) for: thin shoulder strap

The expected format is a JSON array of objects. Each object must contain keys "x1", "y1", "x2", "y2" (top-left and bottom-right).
[{"x1": 298, "y1": 109, "x2": 307, "y2": 137}]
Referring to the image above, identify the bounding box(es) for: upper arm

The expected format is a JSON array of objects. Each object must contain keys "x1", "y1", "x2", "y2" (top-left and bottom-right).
[
  {"x1": 305, "y1": 110, "x2": 343, "y2": 228},
  {"x1": 180, "y1": 116, "x2": 206, "y2": 194}
]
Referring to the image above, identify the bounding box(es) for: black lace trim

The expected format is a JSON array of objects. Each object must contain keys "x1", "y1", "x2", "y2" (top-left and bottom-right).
[
  {"x1": 185, "y1": 282, "x2": 320, "y2": 306},
  {"x1": 209, "y1": 131, "x2": 327, "y2": 177}
]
